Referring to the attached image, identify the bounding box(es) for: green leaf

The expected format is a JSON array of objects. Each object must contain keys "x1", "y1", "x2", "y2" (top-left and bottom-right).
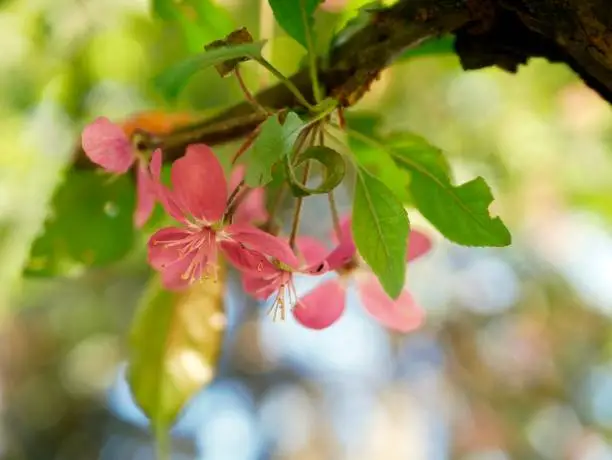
[
  {"x1": 352, "y1": 167, "x2": 409, "y2": 299},
  {"x1": 285, "y1": 146, "x2": 346, "y2": 197},
  {"x1": 240, "y1": 112, "x2": 305, "y2": 187},
  {"x1": 128, "y1": 268, "x2": 226, "y2": 432},
  {"x1": 268, "y1": 0, "x2": 323, "y2": 48},
  {"x1": 387, "y1": 135, "x2": 511, "y2": 246},
  {"x1": 24, "y1": 171, "x2": 135, "y2": 277},
  {"x1": 152, "y1": 0, "x2": 234, "y2": 53},
  {"x1": 155, "y1": 41, "x2": 266, "y2": 100},
  {"x1": 346, "y1": 113, "x2": 411, "y2": 202}
]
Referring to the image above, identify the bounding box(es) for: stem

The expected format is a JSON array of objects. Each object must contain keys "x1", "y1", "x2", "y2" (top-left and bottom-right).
[
  {"x1": 227, "y1": 179, "x2": 245, "y2": 209},
  {"x1": 300, "y1": 0, "x2": 322, "y2": 103},
  {"x1": 258, "y1": 0, "x2": 274, "y2": 87},
  {"x1": 225, "y1": 187, "x2": 250, "y2": 223},
  {"x1": 328, "y1": 191, "x2": 342, "y2": 239},
  {"x1": 255, "y1": 57, "x2": 315, "y2": 110},
  {"x1": 234, "y1": 68, "x2": 269, "y2": 115},
  {"x1": 263, "y1": 184, "x2": 287, "y2": 234},
  {"x1": 318, "y1": 121, "x2": 325, "y2": 146},
  {"x1": 337, "y1": 107, "x2": 346, "y2": 130},
  {"x1": 154, "y1": 424, "x2": 170, "y2": 460},
  {"x1": 289, "y1": 160, "x2": 311, "y2": 249},
  {"x1": 231, "y1": 125, "x2": 263, "y2": 164}
]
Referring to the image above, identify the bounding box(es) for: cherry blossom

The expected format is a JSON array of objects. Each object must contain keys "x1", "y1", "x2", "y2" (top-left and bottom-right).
[
  {"x1": 81, "y1": 116, "x2": 156, "y2": 228},
  {"x1": 146, "y1": 144, "x2": 289, "y2": 291},
  {"x1": 293, "y1": 218, "x2": 432, "y2": 332},
  {"x1": 236, "y1": 237, "x2": 328, "y2": 321}
]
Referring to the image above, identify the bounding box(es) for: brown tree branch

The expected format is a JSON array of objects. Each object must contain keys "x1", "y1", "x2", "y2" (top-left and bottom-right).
[
  {"x1": 74, "y1": 0, "x2": 612, "y2": 169},
  {"x1": 74, "y1": 0, "x2": 472, "y2": 168}
]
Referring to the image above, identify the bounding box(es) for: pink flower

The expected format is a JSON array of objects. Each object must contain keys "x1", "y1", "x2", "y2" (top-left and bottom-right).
[
  {"x1": 147, "y1": 144, "x2": 286, "y2": 291},
  {"x1": 237, "y1": 237, "x2": 328, "y2": 321},
  {"x1": 81, "y1": 116, "x2": 156, "y2": 228},
  {"x1": 293, "y1": 218, "x2": 432, "y2": 332},
  {"x1": 229, "y1": 165, "x2": 268, "y2": 225}
]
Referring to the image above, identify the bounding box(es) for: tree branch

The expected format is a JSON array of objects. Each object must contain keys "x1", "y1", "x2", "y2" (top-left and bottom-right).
[
  {"x1": 74, "y1": 0, "x2": 612, "y2": 170},
  {"x1": 73, "y1": 0, "x2": 472, "y2": 168}
]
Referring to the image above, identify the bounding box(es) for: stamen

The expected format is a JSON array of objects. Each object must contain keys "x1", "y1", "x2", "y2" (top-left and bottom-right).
[{"x1": 266, "y1": 275, "x2": 298, "y2": 323}]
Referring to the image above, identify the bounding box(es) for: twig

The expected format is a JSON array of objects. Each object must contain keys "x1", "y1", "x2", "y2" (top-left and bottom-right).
[
  {"x1": 234, "y1": 68, "x2": 269, "y2": 115},
  {"x1": 73, "y1": 0, "x2": 471, "y2": 168}
]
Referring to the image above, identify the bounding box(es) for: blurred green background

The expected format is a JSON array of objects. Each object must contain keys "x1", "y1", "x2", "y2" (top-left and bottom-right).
[{"x1": 3, "y1": 0, "x2": 612, "y2": 459}]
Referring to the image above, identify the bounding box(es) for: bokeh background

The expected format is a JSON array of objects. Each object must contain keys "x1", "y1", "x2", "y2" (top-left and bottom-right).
[{"x1": 3, "y1": 0, "x2": 612, "y2": 459}]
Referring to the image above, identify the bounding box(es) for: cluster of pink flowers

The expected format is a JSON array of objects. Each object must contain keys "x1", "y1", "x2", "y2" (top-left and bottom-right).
[{"x1": 82, "y1": 117, "x2": 432, "y2": 332}]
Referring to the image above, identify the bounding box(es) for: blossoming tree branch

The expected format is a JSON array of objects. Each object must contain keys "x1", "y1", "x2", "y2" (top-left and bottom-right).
[{"x1": 26, "y1": 0, "x2": 612, "y2": 451}]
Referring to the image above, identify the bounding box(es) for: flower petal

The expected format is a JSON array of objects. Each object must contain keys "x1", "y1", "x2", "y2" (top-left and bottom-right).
[
  {"x1": 134, "y1": 162, "x2": 156, "y2": 228},
  {"x1": 81, "y1": 117, "x2": 134, "y2": 173},
  {"x1": 224, "y1": 224, "x2": 300, "y2": 268},
  {"x1": 149, "y1": 149, "x2": 187, "y2": 223},
  {"x1": 325, "y1": 239, "x2": 356, "y2": 271},
  {"x1": 325, "y1": 216, "x2": 356, "y2": 270},
  {"x1": 242, "y1": 272, "x2": 281, "y2": 300},
  {"x1": 296, "y1": 236, "x2": 328, "y2": 266},
  {"x1": 160, "y1": 253, "x2": 199, "y2": 291},
  {"x1": 219, "y1": 240, "x2": 277, "y2": 276},
  {"x1": 170, "y1": 144, "x2": 227, "y2": 223},
  {"x1": 229, "y1": 164, "x2": 246, "y2": 190},
  {"x1": 148, "y1": 227, "x2": 192, "y2": 270},
  {"x1": 233, "y1": 188, "x2": 268, "y2": 224},
  {"x1": 150, "y1": 148, "x2": 162, "y2": 180},
  {"x1": 407, "y1": 229, "x2": 432, "y2": 262},
  {"x1": 148, "y1": 227, "x2": 197, "y2": 291},
  {"x1": 330, "y1": 215, "x2": 353, "y2": 245},
  {"x1": 293, "y1": 279, "x2": 346, "y2": 329},
  {"x1": 357, "y1": 274, "x2": 424, "y2": 332}
]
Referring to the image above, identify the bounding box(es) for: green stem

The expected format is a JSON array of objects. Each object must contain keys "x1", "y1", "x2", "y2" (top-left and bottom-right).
[
  {"x1": 289, "y1": 160, "x2": 311, "y2": 250},
  {"x1": 300, "y1": 0, "x2": 322, "y2": 103},
  {"x1": 263, "y1": 184, "x2": 287, "y2": 234},
  {"x1": 255, "y1": 57, "x2": 315, "y2": 110},
  {"x1": 154, "y1": 424, "x2": 171, "y2": 460},
  {"x1": 328, "y1": 190, "x2": 342, "y2": 239}
]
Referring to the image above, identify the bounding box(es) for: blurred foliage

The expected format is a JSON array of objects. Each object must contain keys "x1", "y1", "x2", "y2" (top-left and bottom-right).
[{"x1": 3, "y1": 1, "x2": 612, "y2": 460}]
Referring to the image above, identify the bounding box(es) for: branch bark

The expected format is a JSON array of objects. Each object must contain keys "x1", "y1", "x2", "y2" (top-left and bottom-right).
[
  {"x1": 73, "y1": 0, "x2": 612, "y2": 169},
  {"x1": 73, "y1": 0, "x2": 472, "y2": 168}
]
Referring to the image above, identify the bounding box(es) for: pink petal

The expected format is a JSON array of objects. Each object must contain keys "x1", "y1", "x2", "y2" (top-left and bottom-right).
[
  {"x1": 330, "y1": 215, "x2": 353, "y2": 246},
  {"x1": 148, "y1": 227, "x2": 192, "y2": 270},
  {"x1": 357, "y1": 274, "x2": 424, "y2": 332},
  {"x1": 242, "y1": 272, "x2": 281, "y2": 300},
  {"x1": 293, "y1": 279, "x2": 346, "y2": 329},
  {"x1": 150, "y1": 149, "x2": 162, "y2": 180},
  {"x1": 148, "y1": 226, "x2": 218, "y2": 289},
  {"x1": 407, "y1": 229, "x2": 432, "y2": 261},
  {"x1": 224, "y1": 224, "x2": 300, "y2": 268},
  {"x1": 229, "y1": 164, "x2": 246, "y2": 190},
  {"x1": 148, "y1": 227, "x2": 197, "y2": 291},
  {"x1": 170, "y1": 144, "x2": 227, "y2": 223},
  {"x1": 219, "y1": 240, "x2": 278, "y2": 276},
  {"x1": 233, "y1": 188, "x2": 268, "y2": 224},
  {"x1": 160, "y1": 253, "x2": 199, "y2": 291},
  {"x1": 324, "y1": 216, "x2": 356, "y2": 270},
  {"x1": 149, "y1": 149, "x2": 187, "y2": 224},
  {"x1": 81, "y1": 117, "x2": 134, "y2": 173},
  {"x1": 296, "y1": 237, "x2": 328, "y2": 266},
  {"x1": 325, "y1": 239, "x2": 356, "y2": 271},
  {"x1": 134, "y1": 162, "x2": 156, "y2": 228},
  {"x1": 295, "y1": 237, "x2": 330, "y2": 275}
]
